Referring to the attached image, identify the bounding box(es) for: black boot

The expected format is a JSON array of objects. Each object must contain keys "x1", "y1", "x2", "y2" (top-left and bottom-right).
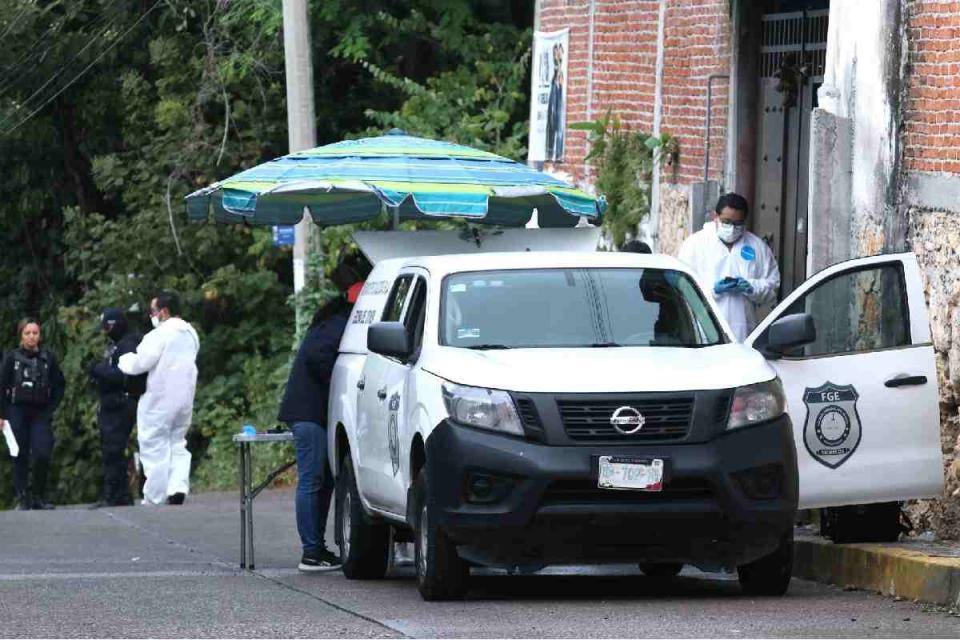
[
  {"x1": 31, "y1": 458, "x2": 54, "y2": 510},
  {"x1": 167, "y1": 492, "x2": 186, "y2": 505},
  {"x1": 15, "y1": 491, "x2": 31, "y2": 511},
  {"x1": 31, "y1": 496, "x2": 55, "y2": 510}
]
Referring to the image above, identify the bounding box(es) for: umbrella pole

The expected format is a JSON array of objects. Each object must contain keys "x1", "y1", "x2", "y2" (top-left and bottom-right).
[{"x1": 391, "y1": 205, "x2": 400, "y2": 230}]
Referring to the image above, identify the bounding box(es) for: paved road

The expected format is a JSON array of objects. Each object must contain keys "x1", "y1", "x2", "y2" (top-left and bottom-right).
[{"x1": 1, "y1": 489, "x2": 957, "y2": 638}]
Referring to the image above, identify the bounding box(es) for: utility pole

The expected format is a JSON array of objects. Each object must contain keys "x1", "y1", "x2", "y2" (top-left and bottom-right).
[{"x1": 282, "y1": 0, "x2": 317, "y2": 294}]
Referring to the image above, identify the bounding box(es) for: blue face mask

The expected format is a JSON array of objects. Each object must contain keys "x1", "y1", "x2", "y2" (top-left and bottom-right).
[{"x1": 716, "y1": 221, "x2": 744, "y2": 244}]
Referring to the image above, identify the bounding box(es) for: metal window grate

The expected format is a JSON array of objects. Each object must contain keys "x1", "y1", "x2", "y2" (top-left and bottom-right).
[{"x1": 760, "y1": 9, "x2": 829, "y2": 79}]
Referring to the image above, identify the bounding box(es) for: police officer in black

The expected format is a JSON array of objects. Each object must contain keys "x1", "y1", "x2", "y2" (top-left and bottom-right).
[
  {"x1": 0, "y1": 318, "x2": 66, "y2": 510},
  {"x1": 88, "y1": 308, "x2": 145, "y2": 508}
]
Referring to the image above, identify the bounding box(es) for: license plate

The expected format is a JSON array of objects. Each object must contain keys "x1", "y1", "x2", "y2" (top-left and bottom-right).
[{"x1": 597, "y1": 457, "x2": 664, "y2": 491}]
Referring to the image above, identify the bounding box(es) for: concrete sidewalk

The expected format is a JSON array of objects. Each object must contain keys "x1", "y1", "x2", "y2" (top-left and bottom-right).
[{"x1": 794, "y1": 531, "x2": 960, "y2": 610}]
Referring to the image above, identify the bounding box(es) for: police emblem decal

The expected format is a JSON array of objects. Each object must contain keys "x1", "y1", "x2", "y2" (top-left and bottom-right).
[
  {"x1": 802, "y1": 382, "x2": 862, "y2": 469},
  {"x1": 388, "y1": 392, "x2": 401, "y2": 475}
]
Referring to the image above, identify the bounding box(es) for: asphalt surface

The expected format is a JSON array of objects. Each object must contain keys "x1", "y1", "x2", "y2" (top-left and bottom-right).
[{"x1": 1, "y1": 489, "x2": 958, "y2": 638}]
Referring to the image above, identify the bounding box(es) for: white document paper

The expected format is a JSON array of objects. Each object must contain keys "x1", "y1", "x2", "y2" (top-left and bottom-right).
[{"x1": 1, "y1": 421, "x2": 18, "y2": 457}]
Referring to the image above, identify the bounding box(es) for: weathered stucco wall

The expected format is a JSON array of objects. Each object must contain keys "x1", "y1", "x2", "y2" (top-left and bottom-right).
[
  {"x1": 905, "y1": 208, "x2": 960, "y2": 537},
  {"x1": 807, "y1": 108, "x2": 854, "y2": 274},
  {"x1": 817, "y1": 0, "x2": 907, "y2": 261},
  {"x1": 657, "y1": 183, "x2": 691, "y2": 258}
]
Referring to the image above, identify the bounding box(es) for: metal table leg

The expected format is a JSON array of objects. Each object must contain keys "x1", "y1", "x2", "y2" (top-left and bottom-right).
[
  {"x1": 239, "y1": 442, "x2": 247, "y2": 569},
  {"x1": 245, "y1": 441, "x2": 255, "y2": 569}
]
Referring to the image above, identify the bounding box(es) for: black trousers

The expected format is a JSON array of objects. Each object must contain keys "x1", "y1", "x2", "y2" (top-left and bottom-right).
[
  {"x1": 98, "y1": 397, "x2": 137, "y2": 505},
  {"x1": 7, "y1": 404, "x2": 55, "y2": 500}
]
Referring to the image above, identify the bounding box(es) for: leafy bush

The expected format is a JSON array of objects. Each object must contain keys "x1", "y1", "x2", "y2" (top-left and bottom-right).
[{"x1": 572, "y1": 113, "x2": 679, "y2": 246}]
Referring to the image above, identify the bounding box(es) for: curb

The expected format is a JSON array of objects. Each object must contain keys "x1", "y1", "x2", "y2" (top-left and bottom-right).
[{"x1": 794, "y1": 535, "x2": 960, "y2": 608}]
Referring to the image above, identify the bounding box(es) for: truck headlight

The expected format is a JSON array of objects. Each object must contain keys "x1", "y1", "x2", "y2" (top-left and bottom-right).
[
  {"x1": 727, "y1": 379, "x2": 786, "y2": 430},
  {"x1": 442, "y1": 382, "x2": 524, "y2": 437}
]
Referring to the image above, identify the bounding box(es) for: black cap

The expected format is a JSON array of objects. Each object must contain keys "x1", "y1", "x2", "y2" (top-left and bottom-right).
[{"x1": 101, "y1": 308, "x2": 128, "y2": 339}]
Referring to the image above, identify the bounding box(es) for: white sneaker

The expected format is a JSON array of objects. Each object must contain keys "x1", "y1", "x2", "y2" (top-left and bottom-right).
[{"x1": 393, "y1": 542, "x2": 415, "y2": 567}]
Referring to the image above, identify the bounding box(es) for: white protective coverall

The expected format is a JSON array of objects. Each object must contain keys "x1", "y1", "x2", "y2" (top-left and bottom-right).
[
  {"x1": 677, "y1": 222, "x2": 781, "y2": 342},
  {"x1": 118, "y1": 317, "x2": 199, "y2": 505}
]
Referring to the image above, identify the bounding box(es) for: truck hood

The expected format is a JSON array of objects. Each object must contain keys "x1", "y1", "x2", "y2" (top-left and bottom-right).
[{"x1": 421, "y1": 343, "x2": 774, "y2": 394}]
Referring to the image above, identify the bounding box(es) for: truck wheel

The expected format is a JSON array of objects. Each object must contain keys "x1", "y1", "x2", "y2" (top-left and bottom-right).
[
  {"x1": 413, "y1": 470, "x2": 469, "y2": 601},
  {"x1": 639, "y1": 562, "x2": 683, "y2": 578},
  {"x1": 737, "y1": 531, "x2": 793, "y2": 597},
  {"x1": 337, "y1": 456, "x2": 389, "y2": 579}
]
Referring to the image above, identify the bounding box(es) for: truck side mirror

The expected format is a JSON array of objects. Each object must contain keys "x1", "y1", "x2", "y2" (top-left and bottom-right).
[
  {"x1": 764, "y1": 313, "x2": 816, "y2": 358},
  {"x1": 368, "y1": 321, "x2": 412, "y2": 360}
]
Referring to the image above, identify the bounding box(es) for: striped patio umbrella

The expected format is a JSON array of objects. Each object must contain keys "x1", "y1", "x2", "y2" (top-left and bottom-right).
[{"x1": 185, "y1": 129, "x2": 605, "y2": 228}]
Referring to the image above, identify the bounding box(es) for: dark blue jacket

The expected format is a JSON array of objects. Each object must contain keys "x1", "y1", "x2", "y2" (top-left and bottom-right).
[
  {"x1": 89, "y1": 331, "x2": 146, "y2": 405},
  {"x1": 278, "y1": 310, "x2": 349, "y2": 425}
]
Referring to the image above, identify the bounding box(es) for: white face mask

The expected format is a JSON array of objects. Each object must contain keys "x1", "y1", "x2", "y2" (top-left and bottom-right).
[
  {"x1": 716, "y1": 220, "x2": 744, "y2": 244},
  {"x1": 151, "y1": 316, "x2": 161, "y2": 329}
]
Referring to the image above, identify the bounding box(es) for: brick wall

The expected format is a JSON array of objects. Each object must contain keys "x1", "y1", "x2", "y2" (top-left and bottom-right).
[
  {"x1": 536, "y1": 0, "x2": 730, "y2": 187},
  {"x1": 902, "y1": 0, "x2": 960, "y2": 540},
  {"x1": 537, "y1": 0, "x2": 594, "y2": 181},
  {"x1": 660, "y1": 0, "x2": 730, "y2": 185},
  {"x1": 590, "y1": 1, "x2": 659, "y2": 131},
  {"x1": 904, "y1": 0, "x2": 960, "y2": 174}
]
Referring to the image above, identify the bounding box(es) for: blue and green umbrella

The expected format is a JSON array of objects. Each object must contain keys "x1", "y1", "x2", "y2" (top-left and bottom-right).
[{"x1": 185, "y1": 129, "x2": 605, "y2": 228}]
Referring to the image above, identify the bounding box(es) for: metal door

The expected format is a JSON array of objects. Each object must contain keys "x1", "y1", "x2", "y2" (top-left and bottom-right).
[{"x1": 752, "y1": 7, "x2": 828, "y2": 298}]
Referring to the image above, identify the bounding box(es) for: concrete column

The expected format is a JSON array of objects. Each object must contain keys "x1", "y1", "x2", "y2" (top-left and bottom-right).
[
  {"x1": 283, "y1": 0, "x2": 318, "y2": 293},
  {"x1": 812, "y1": 0, "x2": 906, "y2": 266},
  {"x1": 807, "y1": 108, "x2": 853, "y2": 274},
  {"x1": 647, "y1": 0, "x2": 668, "y2": 251}
]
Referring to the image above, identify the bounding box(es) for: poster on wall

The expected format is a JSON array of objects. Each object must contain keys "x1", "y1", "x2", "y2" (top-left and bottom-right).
[{"x1": 528, "y1": 29, "x2": 569, "y2": 163}]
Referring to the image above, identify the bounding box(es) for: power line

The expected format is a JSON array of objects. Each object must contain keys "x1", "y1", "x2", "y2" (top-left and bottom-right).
[
  {"x1": 2, "y1": 0, "x2": 163, "y2": 138},
  {"x1": 0, "y1": 3, "x2": 32, "y2": 42},
  {"x1": 0, "y1": 3, "x2": 124, "y2": 99},
  {"x1": 0, "y1": 1, "x2": 145, "y2": 134},
  {"x1": 0, "y1": 5, "x2": 127, "y2": 128},
  {"x1": 0, "y1": 5, "x2": 107, "y2": 96}
]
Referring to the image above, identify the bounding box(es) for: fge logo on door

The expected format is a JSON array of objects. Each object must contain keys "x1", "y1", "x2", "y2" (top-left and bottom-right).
[{"x1": 802, "y1": 382, "x2": 862, "y2": 469}]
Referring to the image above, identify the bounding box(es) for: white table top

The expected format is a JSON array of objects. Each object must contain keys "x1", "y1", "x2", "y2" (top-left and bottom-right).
[{"x1": 232, "y1": 432, "x2": 295, "y2": 443}]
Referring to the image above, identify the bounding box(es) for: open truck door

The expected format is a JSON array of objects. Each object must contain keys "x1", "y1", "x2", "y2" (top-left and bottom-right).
[{"x1": 746, "y1": 253, "x2": 943, "y2": 527}]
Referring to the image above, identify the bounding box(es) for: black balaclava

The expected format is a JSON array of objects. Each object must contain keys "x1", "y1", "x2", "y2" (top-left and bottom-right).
[{"x1": 101, "y1": 308, "x2": 128, "y2": 342}]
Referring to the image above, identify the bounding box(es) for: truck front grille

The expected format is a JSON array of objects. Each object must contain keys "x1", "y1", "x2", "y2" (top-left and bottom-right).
[{"x1": 557, "y1": 395, "x2": 694, "y2": 442}]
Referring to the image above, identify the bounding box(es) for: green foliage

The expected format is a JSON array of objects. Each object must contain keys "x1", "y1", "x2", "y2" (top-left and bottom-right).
[
  {"x1": 572, "y1": 113, "x2": 679, "y2": 246},
  {"x1": 0, "y1": 0, "x2": 531, "y2": 506},
  {"x1": 339, "y1": 7, "x2": 531, "y2": 160}
]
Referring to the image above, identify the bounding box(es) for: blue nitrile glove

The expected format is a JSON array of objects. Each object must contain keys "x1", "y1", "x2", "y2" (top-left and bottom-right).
[
  {"x1": 734, "y1": 277, "x2": 754, "y2": 295},
  {"x1": 714, "y1": 277, "x2": 738, "y2": 295}
]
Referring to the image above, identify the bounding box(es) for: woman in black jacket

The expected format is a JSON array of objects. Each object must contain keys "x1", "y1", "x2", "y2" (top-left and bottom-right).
[
  {"x1": 279, "y1": 250, "x2": 368, "y2": 571},
  {"x1": 278, "y1": 295, "x2": 355, "y2": 570},
  {"x1": 0, "y1": 318, "x2": 66, "y2": 510}
]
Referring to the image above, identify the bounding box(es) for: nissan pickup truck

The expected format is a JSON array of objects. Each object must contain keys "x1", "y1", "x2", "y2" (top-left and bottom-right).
[{"x1": 327, "y1": 230, "x2": 942, "y2": 601}]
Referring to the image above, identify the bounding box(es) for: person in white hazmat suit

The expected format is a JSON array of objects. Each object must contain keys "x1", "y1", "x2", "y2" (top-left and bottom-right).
[
  {"x1": 118, "y1": 292, "x2": 199, "y2": 505},
  {"x1": 678, "y1": 193, "x2": 781, "y2": 342}
]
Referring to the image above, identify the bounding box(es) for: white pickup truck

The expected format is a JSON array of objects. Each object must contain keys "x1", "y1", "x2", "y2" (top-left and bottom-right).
[{"x1": 326, "y1": 230, "x2": 942, "y2": 601}]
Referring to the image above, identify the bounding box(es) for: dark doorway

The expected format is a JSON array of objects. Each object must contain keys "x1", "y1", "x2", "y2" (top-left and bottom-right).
[{"x1": 750, "y1": 2, "x2": 829, "y2": 297}]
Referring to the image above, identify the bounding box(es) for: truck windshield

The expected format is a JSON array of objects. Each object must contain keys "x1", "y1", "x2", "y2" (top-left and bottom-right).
[{"x1": 441, "y1": 268, "x2": 725, "y2": 349}]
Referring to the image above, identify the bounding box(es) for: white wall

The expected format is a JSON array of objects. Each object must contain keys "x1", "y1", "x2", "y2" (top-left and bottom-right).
[{"x1": 815, "y1": 0, "x2": 904, "y2": 259}]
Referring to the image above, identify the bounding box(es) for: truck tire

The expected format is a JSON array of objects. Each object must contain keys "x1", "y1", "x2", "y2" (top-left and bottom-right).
[
  {"x1": 336, "y1": 456, "x2": 390, "y2": 579},
  {"x1": 737, "y1": 531, "x2": 793, "y2": 597},
  {"x1": 639, "y1": 562, "x2": 683, "y2": 578},
  {"x1": 413, "y1": 470, "x2": 469, "y2": 601}
]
